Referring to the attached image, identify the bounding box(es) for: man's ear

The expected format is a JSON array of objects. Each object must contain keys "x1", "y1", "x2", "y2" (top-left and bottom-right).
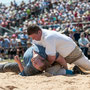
[
  {"x1": 38, "y1": 30, "x2": 42, "y2": 35},
  {"x1": 33, "y1": 50, "x2": 40, "y2": 58},
  {"x1": 33, "y1": 50, "x2": 36, "y2": 55}
]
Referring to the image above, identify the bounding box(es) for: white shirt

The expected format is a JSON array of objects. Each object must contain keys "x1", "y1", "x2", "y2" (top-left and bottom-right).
[{"x1": 33, "y1": 29, "x2": 77, "y2": 57}]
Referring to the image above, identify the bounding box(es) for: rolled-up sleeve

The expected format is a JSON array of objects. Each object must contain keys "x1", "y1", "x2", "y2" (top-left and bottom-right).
[
  {"x1": 45, "y1": 37, "x2": 56, "y2": 56},
  {"x1": 19, "y1": 70, "x2": 26, "y2": 76}
]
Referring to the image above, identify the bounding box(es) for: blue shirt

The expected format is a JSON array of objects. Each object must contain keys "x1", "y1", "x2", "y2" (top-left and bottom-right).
[
  {"x1": 1, "y1": 39, "x2": 10, "y2": 48},
  {"x1": 78, "y1": 38, "x2": 89, "y2": 48},
  {"x1": 20, "y1": 44, "x2": 47, "y2": 76}
]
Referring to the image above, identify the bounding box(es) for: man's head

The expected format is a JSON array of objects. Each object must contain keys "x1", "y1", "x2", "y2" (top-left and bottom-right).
[
  {"x1": 27, "y1": 24, "x2": 42, "y2": 41},
  {"x1": 31, "y1": 51, "x2": 50, "y2": 71},
  {"x1": 80, "y1": 32, "x2": 85, "y2": 38}
]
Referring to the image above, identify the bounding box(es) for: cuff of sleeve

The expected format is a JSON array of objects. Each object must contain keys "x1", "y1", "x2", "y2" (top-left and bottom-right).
[
  {"x1": 56, "y1": 52, "x2": 59, "y2": 60},
  {"x1": 19, "y1": 70, "x2": 26, "y2": 76},
  {"x1": 66, "y1": 70, "x2": 73, "y2": 75}
]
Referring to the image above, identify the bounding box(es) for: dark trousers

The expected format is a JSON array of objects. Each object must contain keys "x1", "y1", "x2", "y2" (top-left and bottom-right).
[{"x1": 81, "y1": 47, "x2": 88, "y2": 57}]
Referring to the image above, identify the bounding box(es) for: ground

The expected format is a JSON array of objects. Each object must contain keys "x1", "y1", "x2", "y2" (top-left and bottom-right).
[{"x1": 0, "y1": 63, "x2": 90, "y2": 90}]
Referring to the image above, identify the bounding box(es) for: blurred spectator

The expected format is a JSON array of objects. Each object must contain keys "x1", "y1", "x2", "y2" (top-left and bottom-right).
[
  {"x1": 84, "y1": 29, "x2": 90, "y2": 41},
  {"x1": 0, "y1": 0, "x2": 90, "y2": 60},
  {"x1": 78, "y1": 32, "x2": 90, "y2": 57},
  {"x1": 16, "y1": 39, "x2": 24, "y2": 57}
]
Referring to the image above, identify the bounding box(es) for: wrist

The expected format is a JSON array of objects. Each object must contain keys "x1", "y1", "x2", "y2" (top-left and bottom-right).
[{"x1": 17, "y1": 61, "x2": 21, "y2": 64}]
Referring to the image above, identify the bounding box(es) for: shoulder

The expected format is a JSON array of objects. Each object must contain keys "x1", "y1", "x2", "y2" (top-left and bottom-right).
[
  {"x1": 43, "y1": 30, "x2": 57, "y2": 39},
  {"x1": 84, "y1": 38, "x2": 89, "y2": 42},
  {"x1": 78, "y1": 38, "x2": 81, "y2": 41},
  {"x1": 84, "y1": 38, "x2": 88, "y2": 40},
  {"x1": 24, "y1": 46, "x2": 33, "y2": 56}
]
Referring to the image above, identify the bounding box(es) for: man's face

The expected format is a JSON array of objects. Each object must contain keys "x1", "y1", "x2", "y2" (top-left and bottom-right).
[
  {"x1": 29, "y1": 31, "x2": 42, "y2": 41},
  {"x1": 31, "y1": 53, "x2": 45, "y2": 71},
  {"x1": 81, "y1": 34, "x2": 84, "y2": 39}
]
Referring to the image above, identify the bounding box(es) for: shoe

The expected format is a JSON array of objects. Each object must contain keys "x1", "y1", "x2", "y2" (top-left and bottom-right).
[{"x1": 72, "y1": 65, "x2": 86, "y2": 74}]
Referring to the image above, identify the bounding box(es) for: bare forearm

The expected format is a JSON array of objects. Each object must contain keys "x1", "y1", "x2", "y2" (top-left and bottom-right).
[
  {"x1": 47, "y1": 55, "x2": 56, "y2": 65},
  {"x1": 14, "y1": 56, "x2": 24, "y2": 72},
  {"x1": 56, "y1": 55, "x2": 68, "y2": 70},
  {"x1": 17, "y1": 62, "x2": 24, "y2": 72}
]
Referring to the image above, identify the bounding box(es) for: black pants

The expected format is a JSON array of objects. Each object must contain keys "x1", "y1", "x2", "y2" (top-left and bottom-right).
[
  {"x1": 0, "y1": 63, "x2": 20, "y2": 73},
  {"x1": 81, "y1": 47, "x2": 88, "y2": 57}
]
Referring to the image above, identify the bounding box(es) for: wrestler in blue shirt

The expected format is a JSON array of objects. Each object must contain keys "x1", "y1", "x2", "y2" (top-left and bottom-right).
[{"x1": 20, "y1": 44, "x2": 47, "y2": 76}]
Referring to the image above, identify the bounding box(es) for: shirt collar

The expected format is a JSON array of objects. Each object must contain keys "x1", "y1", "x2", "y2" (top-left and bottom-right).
[{"x1": 41, "y1": 29, "x2": 47, "y2": 40}]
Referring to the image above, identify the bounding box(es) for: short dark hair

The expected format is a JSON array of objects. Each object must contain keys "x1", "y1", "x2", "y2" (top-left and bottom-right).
[{"x1": 27, "y1": 24, "x2": 41, "y2": 35}]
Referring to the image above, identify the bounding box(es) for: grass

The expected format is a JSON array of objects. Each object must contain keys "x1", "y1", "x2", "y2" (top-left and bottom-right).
[
  {"x1": 0, "y1": 59, "x2": 15, "y2": 63},
  {"x1": 0, "y1": 59, "x2": 23, "y2": 63}
]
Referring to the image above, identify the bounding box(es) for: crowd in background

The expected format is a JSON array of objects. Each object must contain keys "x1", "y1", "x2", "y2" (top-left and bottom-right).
[
  {"x1": 0, "y1": 0, "x2": 90, "y2": 29},
  {"x1": 0, "y1": 0, "x2": 90, "y2": 60}
]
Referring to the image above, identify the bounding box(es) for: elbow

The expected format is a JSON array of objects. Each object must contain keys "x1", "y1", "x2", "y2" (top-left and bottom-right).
[
  {"x1": 48, "y1": 56, "x2": 56, "y2": 65},
  {"x1": 55, "y1": 55, "x2": 64, "y2": 63}
]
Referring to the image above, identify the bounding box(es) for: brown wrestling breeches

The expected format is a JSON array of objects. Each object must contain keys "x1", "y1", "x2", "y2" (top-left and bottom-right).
[{"x1": 65, "y1": 46, "x2": 83, "y2": 64}]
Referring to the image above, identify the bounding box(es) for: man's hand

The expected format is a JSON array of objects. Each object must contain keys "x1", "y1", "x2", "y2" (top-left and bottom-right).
[
  {"x1": 85, "y1": 44, "x2": 90, "y2": 48},
  {"x1": 56, "y1": 55, "x2": 68, "y2": 70},
  {"x1": 14, "y1": 55, "x2": 21, "y2": 64},
  {"x1": 14, "y1": 55, "x2": 24, "y2": 72}
]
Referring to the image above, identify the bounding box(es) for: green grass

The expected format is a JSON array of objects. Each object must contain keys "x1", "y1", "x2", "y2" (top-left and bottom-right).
[
  {"x1": 0, "y1": 59, "x2": 15, "y2": 63},
  {"x1": 0, "y1": 59, "x2": 23, "y2": 63}
]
